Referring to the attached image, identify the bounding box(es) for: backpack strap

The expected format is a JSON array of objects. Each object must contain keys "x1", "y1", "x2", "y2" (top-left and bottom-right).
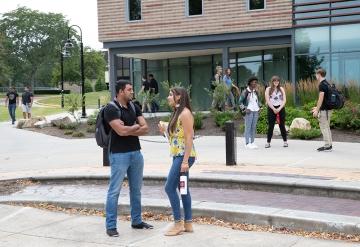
[{"x1": 106, "y1": 101, "x2": 122, "y2": 154}]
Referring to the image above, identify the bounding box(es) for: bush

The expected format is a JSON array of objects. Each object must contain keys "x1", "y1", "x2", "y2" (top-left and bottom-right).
[
  {"x1": 256, "y1": 109, "x2": 268, "y2": 134},
  {"x1": 64, "y1": 130, "x2": 73, "y2": 135},
  {"x1": 213, "y1": 111, "x2": 236, "y2": 129},
  {"x1": 160, "y1": 115, "x2": 171, "y2": 122},
  {"x1": 84, "y1": 79, "x2": 93, "y2": 93},
  {"x1": 290, "y1": 128, "x2": 321, "y2": 140},
  {"x1": 87, "y1": 113, "x2": 97, "y2": 125},
  {"x1": 72, "y1": 131, "x2": 85, "y2": 137},
  {"x1": 86, "y1": 125, "x2": 96, "y2": 133},
  {"x1": 59, "y1": 122, "x2": 78, "y2": 130},
  {"x1": 94, "y1": 78, "x2": 107, "y2": 92},
  {"x1": 238, "y1": 123, "x2": 245, "y2": 133},
  {"x1": 193, "y1": 112, "x2": 204, "y2": 130},
  {"x1": 331, "y1": 102, "x2": 360, "y2": 130}
]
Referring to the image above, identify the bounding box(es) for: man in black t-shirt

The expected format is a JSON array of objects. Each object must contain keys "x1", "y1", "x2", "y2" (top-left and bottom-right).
[
  {"x1": 21, "y1": 86, "x2": 34, "y2": 119},
  {"x1": 148, "y1": 74, "x2": 159, "y2": 112},
  {"x1": 103, "y1": 80, "x2": 153, "y2": 237},
  {"x1": 5, "y1": 87, "x2": 19, "y2": 124},
  {"x1": 312, "y1": 67, "x2": 332, "y2": 152}
]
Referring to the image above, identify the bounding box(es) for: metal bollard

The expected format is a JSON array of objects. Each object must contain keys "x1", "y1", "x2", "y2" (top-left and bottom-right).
[
  {"x1": 225, "y1": 120, "x2": 237, "y2": 166},
  {"x1": 98, "y1": 98, "x2": 101, "y2": 109},
  {"x1": 103, "y1": 148, "x2": 109, "y2": 166}
]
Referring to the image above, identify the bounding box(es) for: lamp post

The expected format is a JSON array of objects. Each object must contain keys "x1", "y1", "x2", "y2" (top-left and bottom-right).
[
  {"x1": 64, "y1": 25, "x2": 86, "y2": 118},
  {"x1": 60, "y1": 46, "x2": 64, "y2": 108}
]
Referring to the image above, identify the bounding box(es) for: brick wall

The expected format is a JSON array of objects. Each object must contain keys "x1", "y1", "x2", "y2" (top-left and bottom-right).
[{"x1": 97, "y1": 0, "x2": 292, "y2": 42}]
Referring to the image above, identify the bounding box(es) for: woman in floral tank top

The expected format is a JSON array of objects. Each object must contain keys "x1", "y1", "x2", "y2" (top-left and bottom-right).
[{"x1": 158, "y1": 87, "x2": 196, "y2": 236}]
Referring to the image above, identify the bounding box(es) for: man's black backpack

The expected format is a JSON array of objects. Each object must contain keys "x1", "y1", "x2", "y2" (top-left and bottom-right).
[
  {"x1": 95, "y1": 101, "x2": 136, "y2": 148},
  {"x1": 324, "y1": 81, "x2": 345, "y2": 110}
]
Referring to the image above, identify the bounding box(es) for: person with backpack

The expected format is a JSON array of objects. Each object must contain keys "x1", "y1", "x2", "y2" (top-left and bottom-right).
[
  {"x1": 239, "y1": 76, "x2": 262, "y2": 149},
  {"x1": 264, "y1": 76, "x2": 288, "y2": 148},
  {"x1": 312, "y1": 67, "x2": 333, "y2": 152},
  {"x1": 5, "y1": 87, "x2": 19, "y2": 125},
  {"x1": 102, "y1": 80, "x2": 153, "y2": 237}
]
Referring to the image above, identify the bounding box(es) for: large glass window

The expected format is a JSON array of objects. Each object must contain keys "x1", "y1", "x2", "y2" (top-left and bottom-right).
[
  {"x1": 190, "y1": 56, "x2": 212, "y2": 110},
  {"x1": 332, "y1": 52, "x2": 360, "y2": 86},
  {"x1": 295, "y1": 27, "x2": 330, "y2": 55},
  {"x1": 263, "y1": 49, "x2": 289, "y2": 83},
  {"x1": 187, "y1": 0, "x2": 202, "y2": 16},
  {"x1": 295, "y1": 54, "x2": 329, "y2": 81},
  {"x1": 332, "y1": 24, "x2": 360, "y2": 53},
  {"x1": 249, "y1": 0, "x2": 265, "y2": 10},
  {"x1": 147, "y1": 60, "x2": 168, "y2": 109},
  {"x1": 237, "y1": 50, "x2": 263, "y2": 87},
  {"x1": 169, "y1": 58, "x2": 190, "y2": 87},
  {"x1": 132, "y1": 59, "x2": 142, "y2": 95},
  {"x1": 128, "y1": 0, "x2": 141, "y2": 21},
  {"x1": 116, "y1": 56, "x2": 130, "y2": 79}
]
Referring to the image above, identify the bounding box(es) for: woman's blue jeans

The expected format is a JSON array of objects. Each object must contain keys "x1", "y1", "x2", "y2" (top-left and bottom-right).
[
  {"x1": 105, "y1": 150, "x2": 144, "y2": 230},
  {"x1": 165, "y1": 156, "x2": 195, "y2": 222}
]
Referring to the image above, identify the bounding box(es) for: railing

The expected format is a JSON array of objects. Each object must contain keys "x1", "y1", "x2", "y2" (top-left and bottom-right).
[{"x1": 293, "y1": 0, "x2": 360, "y2": 27}]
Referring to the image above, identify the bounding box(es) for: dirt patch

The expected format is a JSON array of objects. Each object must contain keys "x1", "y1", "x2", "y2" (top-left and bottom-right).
[
  {"x1": 26, "y1": 115, "x2": 360, "y2": 143},
  {"x1": 0, "y1": 180, "x2": 39, "y2": 195}
]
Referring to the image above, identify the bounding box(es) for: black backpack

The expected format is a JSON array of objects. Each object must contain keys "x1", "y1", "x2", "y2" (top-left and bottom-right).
[
  {"x1": 95, "y1": 101, "x2": 136, "y2": 148},
  {"x1": 324, "y1": 81, "x2": 345, "y2": 110}
]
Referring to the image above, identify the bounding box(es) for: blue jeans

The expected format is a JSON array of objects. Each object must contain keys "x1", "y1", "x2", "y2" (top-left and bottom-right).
[
  {"x1": 244, "y1": 111, "x2": 259, "y2": 144},
  {"x1": 105, "y1": 150, "x2": 144, "y2": 230},
  {"x1": 165, "y1": 156, "x2": 195, "y2": 222},
  {"x1": 8, "y1": 104, "x2": 16, "y2": 123}
]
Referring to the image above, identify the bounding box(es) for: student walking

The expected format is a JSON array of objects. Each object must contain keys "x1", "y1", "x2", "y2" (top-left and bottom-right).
[
  {"x1": 239, "y1": 76, "x2": 262, "y2": 149},
  {"x1": 5, "y1": 87, "x2": 19, "y2": 125},
  {"x1": 264, "y1": 76, "x2": 288, "y2": 148},
  {"x1": 158, "y1": 87, "x2": 196, "y2": 236}
]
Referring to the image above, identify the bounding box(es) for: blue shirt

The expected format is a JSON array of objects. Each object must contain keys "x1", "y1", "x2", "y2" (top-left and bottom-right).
[{"x1": 223, "y1": 75, "x2": 232, "y2": 88}]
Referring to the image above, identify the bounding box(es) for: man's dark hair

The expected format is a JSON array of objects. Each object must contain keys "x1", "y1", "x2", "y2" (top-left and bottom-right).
[
  {"x1": 115, "y1": 80, "x2": 132, "y2": 94},
  {"x1": 247, "y1": 76, "x2": 258, "y2": 85},
  {"x1": 148, "y1": 74, "x2": 154, "y2": 78},
  {"x1": 315, "y1": 67, "x2": 326, "y2": 77}
]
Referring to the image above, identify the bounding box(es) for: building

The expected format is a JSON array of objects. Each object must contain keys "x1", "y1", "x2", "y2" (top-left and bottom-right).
[{"x1": 97, "y1": 0, "x2": 360, "y2": 110}]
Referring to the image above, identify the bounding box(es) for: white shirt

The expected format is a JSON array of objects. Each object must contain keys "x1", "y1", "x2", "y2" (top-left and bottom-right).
[
  {"x1": 269, "y1": 89, "x2": 283, "y2": 107},
  {"x1": 246, "y1": 89, "x2": 260, "y2": 112}
]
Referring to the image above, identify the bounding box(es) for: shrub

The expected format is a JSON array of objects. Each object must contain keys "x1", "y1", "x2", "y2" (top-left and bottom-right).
[
  {"x1": 84, "y1": 79, "x2": 93, "y2": 93},
  {"x1": 87, "y1": 113, "x2": 97, "y2": 126},
  {"x1": 86, "y1": 125, "x2": 96, "y2": 133},
  {"x1": 213, "y1": 111, "x2": 236, "y2": 129},
  {"x1": 193, "y1": 112, "x2": 203, "y2": 130},
  {"x1": 72, "y1": 131, "x2": 85, "y2": 137},
  {"x1": 59, "y1": 122, "x2": 78, "y2": 130},
  {"x1": 64, "y1": 130, "x2": 73, "y2": 135},
  {"x1": 65, "y1": 93, "x2": 81, "y2": 123},
  {"x1": 256, "y1": 109, "x2": 268, "y2": 134},
  {"x1": 94, "y1": 78, "x2": 107, "y2": 92},
  {"x1": 331, "y1": 102, "x2": 360, "y2": 130},
  {"x1": 238, "y1": 123, "x2": 245, "y2": 133},
  {"x1": 160, "y1": 115, "x2": 171, "y2": 122},
  {"x1": 290, "y1": 128, "x2": 321, "y2": 140}
]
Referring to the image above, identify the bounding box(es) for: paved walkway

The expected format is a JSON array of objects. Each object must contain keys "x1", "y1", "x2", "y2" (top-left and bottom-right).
[{"x1": 0, "y1": 205, "x2": 358, "y2": 247}]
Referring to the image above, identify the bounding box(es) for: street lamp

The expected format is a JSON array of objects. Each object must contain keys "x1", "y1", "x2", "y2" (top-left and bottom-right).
[
  {"x1": 64, "y1": 25, "x2": 86, "y2": 118},
  {"x1": 59, "y1": 42, "x2": 70, "y2": 108}
]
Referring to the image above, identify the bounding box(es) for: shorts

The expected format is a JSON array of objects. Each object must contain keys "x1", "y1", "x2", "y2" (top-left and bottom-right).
[{"x1": 22, "y1": 104, "x2": 32, "y2": 113}]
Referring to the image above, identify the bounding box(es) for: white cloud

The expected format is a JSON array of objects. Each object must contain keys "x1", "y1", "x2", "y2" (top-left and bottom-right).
[{"x1": 0, "y1": 0, "x2": 103, "y2": 50}]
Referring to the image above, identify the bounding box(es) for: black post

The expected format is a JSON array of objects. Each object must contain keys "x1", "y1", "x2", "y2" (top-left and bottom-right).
[
  {"x1": 103, "y1": 148, "x2": 109, "y2": 166},
  {"x1": 60, "y1": 51, "x2": 64, "y2": 108},
  {"x1": 225, "y1": 121, "x2": 237, "y2": 166},
  {"x1": 80, "y1": 41, "x2": 86, "y2": 118},
  {"x1": 98, "y1": 98, "x2": 101, "y2": 109}
]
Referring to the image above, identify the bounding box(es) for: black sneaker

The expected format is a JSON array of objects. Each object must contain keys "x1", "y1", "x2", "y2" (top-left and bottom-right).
[
  {"x1": 106, "y1": 229, "x2": 119, "y2": 237},
  {"x1": 317, "y1": 145, "x2": 332, "y2": 152},
  {"x1": 131, "y1": 222, "x2": 154, "y2": 229}
]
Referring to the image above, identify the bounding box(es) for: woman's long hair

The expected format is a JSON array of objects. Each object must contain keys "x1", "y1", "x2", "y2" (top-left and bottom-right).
[
  {"x1": 269, "y1": 75, "x2": 282, "y2": 96},
  {"x1": 168, "y1": 87, "x2": 192, "y2": 134}
]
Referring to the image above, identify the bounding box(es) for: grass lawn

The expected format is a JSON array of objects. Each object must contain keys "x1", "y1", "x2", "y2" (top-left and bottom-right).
[
  {"x1": 37, "y1": 91, "x2": 110, "y2": 108},
  {"x1": 0, "y1": 107, "x2": 66, "y2": 122}
]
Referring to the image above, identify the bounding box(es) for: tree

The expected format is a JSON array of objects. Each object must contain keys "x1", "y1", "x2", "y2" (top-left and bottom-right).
[
  {"x1": 0, "y1": 7, "x2": 74, "y2": 88},
  {"x1": 0, "y1": 33, "x2": 12, "y2": 87}
]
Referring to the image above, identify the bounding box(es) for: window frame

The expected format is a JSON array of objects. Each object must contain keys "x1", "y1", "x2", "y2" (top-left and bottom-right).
[
  {"x1": 247, "y1": 0, "x2": 266, "y2": 11},
  {"x1": 185, "y1": 0, "x2": 204, "y2": 17},
  {"x1": 125, "y1": 0, "x2": 142, "y2": 22}
]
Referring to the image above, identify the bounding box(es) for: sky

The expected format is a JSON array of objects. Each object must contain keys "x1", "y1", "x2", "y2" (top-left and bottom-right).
[{"x1": 0, "y1": 0, "x2": 103, "y2": 50}]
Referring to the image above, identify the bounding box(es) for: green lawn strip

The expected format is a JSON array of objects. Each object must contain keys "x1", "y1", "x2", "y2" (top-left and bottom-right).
[
  {"x1": 0, "y1": 107, "x2": 65, "y2": 122},
  {"x1": 36, "y1": 91, "x2": 110, "y2": 107}
]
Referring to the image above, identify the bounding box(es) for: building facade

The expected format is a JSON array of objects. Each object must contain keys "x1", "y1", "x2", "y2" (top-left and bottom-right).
[{"x1": 98, "y1": 0, "x2": 360, "y2": 110}]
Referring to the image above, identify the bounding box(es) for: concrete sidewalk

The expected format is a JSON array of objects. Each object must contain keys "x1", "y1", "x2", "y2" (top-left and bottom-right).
[{"x1": 0, "y1": 204, "x2": 358, "y2": 247}]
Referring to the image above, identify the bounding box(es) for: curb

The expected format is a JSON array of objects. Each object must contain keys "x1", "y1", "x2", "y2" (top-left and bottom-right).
[
  {"x1": 2, "y1": 174, "x2": 360, "y2": 200},
  {"x1": 1, "y1": 197, "x2": 359, "y2": 235}
]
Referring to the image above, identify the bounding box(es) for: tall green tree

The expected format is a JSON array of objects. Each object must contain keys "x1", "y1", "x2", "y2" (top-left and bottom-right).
[
  {"x1": 0, "y1": 7, "x2": 73, "y2": 88},
  {"x1": 0, "y1": 33, "x2": 12, "y2": 87}
]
